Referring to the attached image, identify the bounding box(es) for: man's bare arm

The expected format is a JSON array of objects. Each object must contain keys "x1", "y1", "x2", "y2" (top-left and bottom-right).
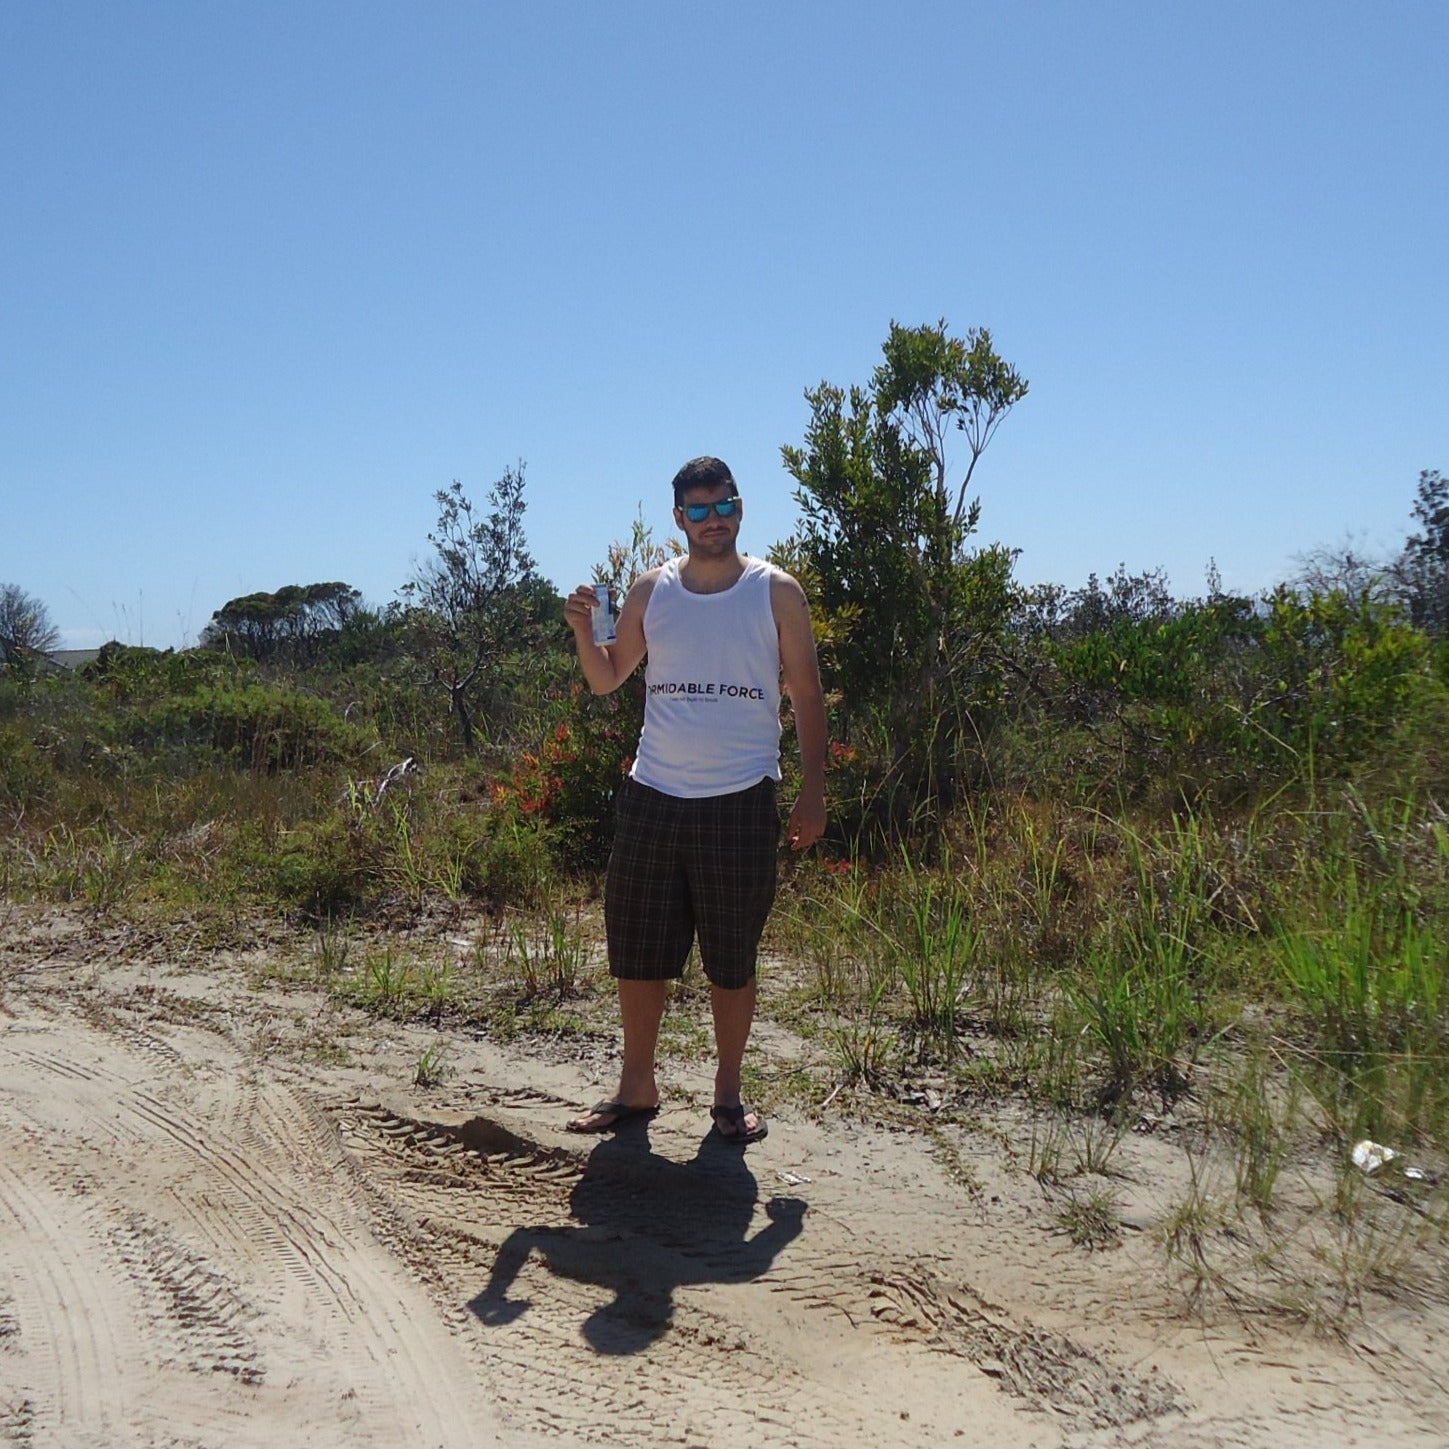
[
  {"x1": 562, "y1": 572, "x2": 655, "y2": 694},
  {"x1": 773, "y1": 571, "x2": 828, "y2": 851}
]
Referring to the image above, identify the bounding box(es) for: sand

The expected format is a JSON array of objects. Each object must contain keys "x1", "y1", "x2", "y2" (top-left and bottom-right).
[{"x1": 1, "y1": 903, "x2": 1445, "y2": 1448}]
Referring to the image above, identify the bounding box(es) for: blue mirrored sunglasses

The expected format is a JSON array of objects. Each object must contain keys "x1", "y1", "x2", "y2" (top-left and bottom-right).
[{"x1": 680, "y1": 496, "x2": 741, "y2": 522}]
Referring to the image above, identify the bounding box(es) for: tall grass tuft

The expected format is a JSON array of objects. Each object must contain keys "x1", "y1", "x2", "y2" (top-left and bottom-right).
[{"x1": 1274, "y1": 877, "x2": 1448, "y2": 1145}]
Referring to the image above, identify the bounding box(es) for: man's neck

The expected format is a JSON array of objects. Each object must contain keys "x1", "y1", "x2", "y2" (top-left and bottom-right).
[{"x1": 679, "y1": 548, "x2": 745, "y2": 595}]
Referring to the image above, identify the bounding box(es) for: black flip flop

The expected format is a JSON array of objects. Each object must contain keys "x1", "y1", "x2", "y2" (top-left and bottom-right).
[
  {"x1": 711, "y1": 1103, "x2": 768, "y2": 1144},
  {"x1": 566, "y1": 1100, "x2": 659, "y2": 1134}
]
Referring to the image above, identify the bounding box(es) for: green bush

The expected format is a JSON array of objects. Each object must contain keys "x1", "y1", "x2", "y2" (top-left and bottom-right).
[
  {"x1": 250, "y1": 815, "x2": 379, "y2": 917},
  {"x1": 448, "y1": 803, "x2": 555, "y2": 908},
  {"x1": 0, "y1": 723, "x2": 56, "y2": 810},
  {"x1": 1255, "y1": 589, "x2": 1433, "y2": 773},
  {"x1": 127, "y1": 682, "x2": 372, "y2": 771}
]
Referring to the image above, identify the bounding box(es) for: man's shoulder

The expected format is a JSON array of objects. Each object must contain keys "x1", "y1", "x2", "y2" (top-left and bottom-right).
[
  {"x1": 626, "y1": 565, "x2": 668, "y2": 600},
  {"x1": 764, "y1": 563, "x2": 807, "y2": 602}
]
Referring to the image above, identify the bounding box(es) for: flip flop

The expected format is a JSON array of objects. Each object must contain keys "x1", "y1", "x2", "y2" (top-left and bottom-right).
[
  {"x1": 711, "y1": 1102, "x2": 768, "y2": 1144},
  {"x1": 566, "y1": 1100, "x2": 659, "y2": 1134}
]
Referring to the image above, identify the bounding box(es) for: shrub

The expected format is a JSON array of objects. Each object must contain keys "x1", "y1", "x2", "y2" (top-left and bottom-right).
[
  {"x1": 127, "y1": 682, "x2": 372, "y2": 771},
  {"x1": 505, "y1": 686, "x2": 639, "y2": 868},
  {"x1": 254, "y1": 815, "x2": 379, "y2": 916},
  {"x1": 448, "y1": 802, "x2": 555, "y2": 908},
  {"x1": 0, "y1": 723, "x2": 55, "y2": 810}
]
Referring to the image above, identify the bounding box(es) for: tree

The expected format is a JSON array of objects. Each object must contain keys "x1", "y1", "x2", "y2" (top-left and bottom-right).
[
  {"x1": 401, "y1": 464, "x2": 546, "y2": 751},
  {"x1": 779, "y1": 321, "x2": 1027, "y2": 821},
  {"x1": 872, "y1": 320, "x2": 1030, "y2": 535},
  {"x1": 0, "y1": 583, "x2": 61, "y2": 656},
  {"x1": 1390, "y1": 469, "x2": 1449, "y2": 636},
  {"x1": 200, "y1": 582, "x2": 363, "y2": 661},
  {"x1": 1291, "y1": 538, "x2": 1388, "y2": 609}
]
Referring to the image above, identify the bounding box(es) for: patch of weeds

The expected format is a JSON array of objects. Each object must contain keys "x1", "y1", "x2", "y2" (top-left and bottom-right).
[
  {"x1": 826, "y1": 978, "x2": 898, "y2": 1090},
  {"x1": 1028, "y1": 1113, "x2": 1067, "y2": 1183},
  {"x1": 1313, "y1": 1160, "x2": 1442, "y2": 1318},
  {"x1": 504, "y1": 906, "x2": 595, "y2": 1002},
  {"x1": 21, "y1": 823, "x2": 148, "y2": 908},
  {"x1": 291, "y1": 1032, "x2": 355, "y2": 1068},
  {"x1": 1274, "y1": 879, "x2": 1449, "y2": 1147},
  {"x1": 1068, "y1": 932, "x2": 1213, "y2": 1108},
  {"x1": 1077, "y1": 1111, "x2": 1132, "y2": 1176},
  {"x1": 1055, "y1": 1191, "x2": 1123, "y2": 1250},
  {"x1": 418, "y1": 952, "x2": 459, "y2": 1023},
  {"x1": 1213, "y1": 1039, "x2": 1299, "y2": 1215},
  {"x1": 338, "y1": 944, "x2": 418, "y2": 1017},
  {"x1": 519, "y1": 1006, "x2": 597, "y2": 1037},
  {"x1": 310, "y1": 923, "x2": 353, "y2": 984},
  {"x1": 738, "y1": 1059, "x2": 777, "y2": 1117},
  {"x1": 1159, "y1": 1149, "x2": 1231, "y2": 1313},
  {"x1": 1026, "y1": 1107, "x2": 1129, "y2": 1182},
  {"x1": 658, "y1": 1007, "x2": 712, "y2": 1061},
  {"x1": 248, "y1": 952, "x2": 322, "y2": 992},
  {"x1": 414, "y1": 1037, "x2": 454, "y2": 1087},
  {"x1": 894, "y1": 876, "x2": 980, "y2": 1060},
  {"x1": 764, "y1": 1062, "x2": 829, "y2": 1115}
]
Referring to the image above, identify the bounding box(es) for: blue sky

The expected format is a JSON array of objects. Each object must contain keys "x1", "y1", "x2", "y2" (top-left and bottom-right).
[{"x1": 2, "y1": 2, "x2": 1445, "y2": 649}]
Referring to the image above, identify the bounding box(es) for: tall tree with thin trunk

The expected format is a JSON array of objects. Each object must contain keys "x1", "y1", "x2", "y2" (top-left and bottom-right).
[
  {"x1": 779, "y1": 320, "x2": 1027, "y2": 817},
  {"x1": 401, "y1": 464, "x2": 543, "y2": 751}
]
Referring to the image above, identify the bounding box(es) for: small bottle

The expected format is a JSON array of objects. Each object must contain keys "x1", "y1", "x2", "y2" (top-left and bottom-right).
[{"x1": 590, "y1": 583, "x2": 617, "y2": 645}]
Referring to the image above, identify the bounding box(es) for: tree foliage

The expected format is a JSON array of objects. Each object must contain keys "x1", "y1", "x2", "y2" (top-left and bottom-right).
[
  {"x1": 779, "y1": 320, "x2": 1028, "y2": 827},
  {"x1": 401, "y1": 464, "x2": 552, "y2": 751},
  {"x1": 200, "y1": 582, "x2": 363, "y2": 662},
  {"x1": 0, "y1": 583, "x2": 62, "y2": 657},
  {"x1": 1391, "y1": 469, "x2": 1449, "y2": 636}
]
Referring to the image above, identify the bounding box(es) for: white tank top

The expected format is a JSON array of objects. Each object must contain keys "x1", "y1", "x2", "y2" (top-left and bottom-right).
[{"x1": 631, "y1": 555, "x2": 782, "y2": 798}]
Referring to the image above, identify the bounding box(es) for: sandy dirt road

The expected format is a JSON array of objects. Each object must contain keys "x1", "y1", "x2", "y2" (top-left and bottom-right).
[{"x1": 1, "y1": 905, "x2": 1446, "y2": 1447}]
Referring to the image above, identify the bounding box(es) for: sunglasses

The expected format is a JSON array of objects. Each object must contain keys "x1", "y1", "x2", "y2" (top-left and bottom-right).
[{"x1": 679, "y1": 496, "x2": 741, "y2": 522}]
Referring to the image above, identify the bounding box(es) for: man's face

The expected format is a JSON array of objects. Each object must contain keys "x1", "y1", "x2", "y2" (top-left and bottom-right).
[{"x1": 674, "y1": 482, "x2": 743, "y2": 557}]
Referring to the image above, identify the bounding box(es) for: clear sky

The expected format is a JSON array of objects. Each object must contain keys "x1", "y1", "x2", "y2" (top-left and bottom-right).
[{"x1": 3, "y1": 2, "x2": 1445, "y2": 649}]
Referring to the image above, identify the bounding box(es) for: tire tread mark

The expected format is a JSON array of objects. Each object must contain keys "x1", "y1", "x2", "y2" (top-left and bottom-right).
[
  {"x1": 107, "y1": 1214, "x2": 264, "y2": 1385},
  {"x1": 325, "y1": 1103, "x2": 942, "y2": 1448},
  {"x1": 0, "y1": 1145, "x2": 128, "y2": 1439}
]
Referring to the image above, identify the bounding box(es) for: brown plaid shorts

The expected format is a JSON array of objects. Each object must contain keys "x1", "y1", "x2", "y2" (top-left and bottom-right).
[{"x1": 604, "y1": 775, "x2": 780, "y2": 990}]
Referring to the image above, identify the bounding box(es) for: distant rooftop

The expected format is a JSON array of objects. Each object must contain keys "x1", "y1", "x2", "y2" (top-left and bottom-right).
[
  {"x1": 50, "y1": 649, "x2": 102, "y2": 670},
  {"x1": 0, "y1": 638, "x2": 102, "y2": 673}
]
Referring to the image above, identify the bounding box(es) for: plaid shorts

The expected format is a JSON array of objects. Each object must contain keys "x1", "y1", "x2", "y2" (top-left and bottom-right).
[{"x1": 604, "y1": 775, "x2": 780, "y2": 990}]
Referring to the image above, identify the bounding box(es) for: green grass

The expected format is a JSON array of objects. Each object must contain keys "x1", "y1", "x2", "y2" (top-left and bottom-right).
[{"x1": 5, "y1": 653, "x2": 1448, "y2": 1329}]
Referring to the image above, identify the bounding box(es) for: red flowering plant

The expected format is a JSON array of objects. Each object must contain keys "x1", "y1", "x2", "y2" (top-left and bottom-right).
[
  {"x1": 505, "y1": 682, "x2": 641, "y2": 869},
  {"x1": 505, "y1": 513, "x2": 679, "y2": 870}
]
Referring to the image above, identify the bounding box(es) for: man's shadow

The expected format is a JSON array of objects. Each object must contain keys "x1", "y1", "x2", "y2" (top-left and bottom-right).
[{"x1": 469, "y1": 1121, "x2": 806, "y2": 1354}]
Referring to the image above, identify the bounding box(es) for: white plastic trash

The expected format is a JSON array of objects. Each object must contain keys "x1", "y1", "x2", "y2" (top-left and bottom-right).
[{"x1": 1351, "y1": 1139, "x2": 1400, "y2": 1175}]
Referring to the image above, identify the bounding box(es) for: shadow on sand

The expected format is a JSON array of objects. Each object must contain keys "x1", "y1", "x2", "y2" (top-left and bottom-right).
[{"x1": 469, "y1": 1119, "x2": 806, "y2": 1354}]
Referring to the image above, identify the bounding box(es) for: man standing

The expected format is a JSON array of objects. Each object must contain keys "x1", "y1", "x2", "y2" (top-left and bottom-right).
[{"x1": 562, "y1": 457, "x2": 827, "y2": 1143}]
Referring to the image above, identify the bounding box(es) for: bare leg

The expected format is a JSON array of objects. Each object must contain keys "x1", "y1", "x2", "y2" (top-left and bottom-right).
[
  {"x1": 567, "y1": 978, "x2": 668, "y2": 1131},
  {"x1": 710, "y1": 979, "x2": 763, "y2": 1137}
]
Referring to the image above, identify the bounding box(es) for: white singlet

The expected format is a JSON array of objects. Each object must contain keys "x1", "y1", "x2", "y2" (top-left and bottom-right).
[{"x1": 630, "y1": 555, "x2": 783, "y2": 798}]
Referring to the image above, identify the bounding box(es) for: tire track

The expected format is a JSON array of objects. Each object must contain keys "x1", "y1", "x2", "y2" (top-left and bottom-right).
[
  {"x1": 0, "y1": 1134, "x2": 134, "y2": 1444},
  {"x1": 0, "y1": 1015, "x2": 508, "y2": 1448},
  {"x1": 113, "y1": 1086, "x2": 496, "y2": 1444},
  {"x1": 328, "y1": 1099, "x2": 1018, "y2": 1446},
  {"x1": 107, "y1": 1214, "x2": 264, "y2": 1386}
]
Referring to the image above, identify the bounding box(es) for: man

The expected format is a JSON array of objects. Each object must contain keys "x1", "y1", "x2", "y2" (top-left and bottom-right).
[{"x1": 562, "y1": 456, "x2": 827, "y2": 1143}]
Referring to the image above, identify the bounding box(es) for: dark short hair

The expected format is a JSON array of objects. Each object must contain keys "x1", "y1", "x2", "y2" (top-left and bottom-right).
[{"x1": 671, "y1": 456, "x2": 736, "y2": 505}]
